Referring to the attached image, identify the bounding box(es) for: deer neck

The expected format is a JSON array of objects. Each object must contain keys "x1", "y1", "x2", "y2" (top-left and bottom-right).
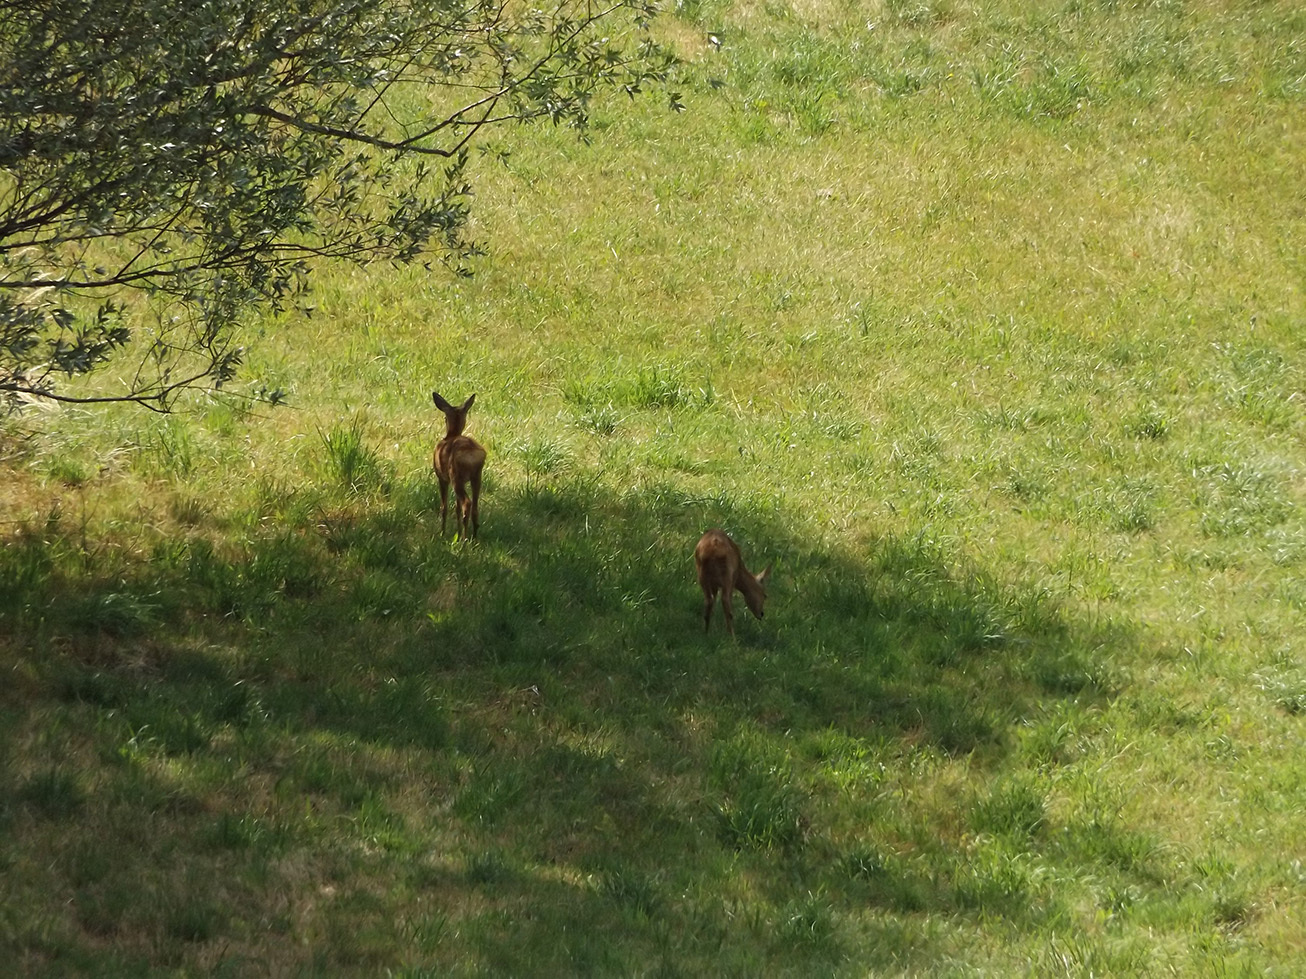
[{"x1": 735, "y1": 566, "x2": 761, "y2": 600}]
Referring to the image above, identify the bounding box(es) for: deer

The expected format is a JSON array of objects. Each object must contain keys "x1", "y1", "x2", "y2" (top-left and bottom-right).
[
  {"x1": 694, "y1": 529, "x2": 771, "y2": 636},
  {"x1": 432, "y1": 391, "x2": 487, "y2": 539}
]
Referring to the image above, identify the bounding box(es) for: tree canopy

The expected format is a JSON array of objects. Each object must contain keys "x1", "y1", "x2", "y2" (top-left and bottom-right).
[{"x1": 0, "y1": 0, "x2": 678, "y2": 410}]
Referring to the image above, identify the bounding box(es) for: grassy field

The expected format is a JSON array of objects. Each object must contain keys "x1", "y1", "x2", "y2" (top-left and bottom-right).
[{"x1": 3, "y1": 0, "x2": 1305, "y2": 974}]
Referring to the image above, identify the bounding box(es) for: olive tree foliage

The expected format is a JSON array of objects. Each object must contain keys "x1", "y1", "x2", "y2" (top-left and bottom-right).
[{"x1": 0, "y1": 0, "x2": 678, "y2": 410}]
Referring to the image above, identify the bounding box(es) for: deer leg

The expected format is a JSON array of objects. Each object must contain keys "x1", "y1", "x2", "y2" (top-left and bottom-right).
[
  {"x1": 437, "y1": 477, "x2": 450, "y2": 535},
  {"x1": 469, "y1": 470, "x2": 482, "y2": 539},
  {"x1": 702, "y1": 588, "x2": 715, "y2": 632},
  {"x1": 453, "y1": 482, "x2": 470, "y2": 539},
  {"x1": 720, "y1": 589, "x2": 736, "y2": 637}
]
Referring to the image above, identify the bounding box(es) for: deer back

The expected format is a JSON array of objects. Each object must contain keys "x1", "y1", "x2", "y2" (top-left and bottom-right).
[
  {"x1": 696, "y1": 529, "x2": 770, "y2": 619},
  {"x1": 696, "y1": 529, "x2": 749, "y2": 587}
]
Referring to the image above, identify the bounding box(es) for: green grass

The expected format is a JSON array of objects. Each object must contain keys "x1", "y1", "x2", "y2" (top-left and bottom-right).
[{"x1": 3, "y1": 0, "x2": 1305, "y2": 974}]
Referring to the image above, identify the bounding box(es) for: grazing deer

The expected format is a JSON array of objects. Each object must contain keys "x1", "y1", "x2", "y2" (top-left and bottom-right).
[
  {"x1": 694, "y1": 529, "x2": 771, "y2": 636},
  {"x1": 432, "y1": 391, "x2": 487, "y2": 539}
]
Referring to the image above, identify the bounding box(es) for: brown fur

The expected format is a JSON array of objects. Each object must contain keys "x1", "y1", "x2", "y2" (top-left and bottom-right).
[
  {"x1": 694, "y1": 529, "x2": 771, "y2": 636},
  {"x1": 432, "y1": 391, "x2": 487, "y2": 539}
]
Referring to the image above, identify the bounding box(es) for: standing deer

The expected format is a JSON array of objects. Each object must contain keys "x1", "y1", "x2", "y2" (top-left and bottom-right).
[
  {"x1": 432, "y1": 391, "x2": 487, "y2": 539},
  {"x1": 694, "y1": 529, "x2": 771, "y2": 636}
]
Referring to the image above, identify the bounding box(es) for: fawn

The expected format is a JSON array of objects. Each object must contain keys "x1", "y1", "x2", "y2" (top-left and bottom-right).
[
  {"x1": 694, "y1": 529, "x2": 771, "y2": 636},
  {"x1": 432, "y1": 391, "x2": 487, "y2": 539}
]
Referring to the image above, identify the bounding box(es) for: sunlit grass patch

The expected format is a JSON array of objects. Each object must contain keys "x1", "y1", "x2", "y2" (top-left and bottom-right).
[{"x1": 562, "y1": 362, "x2": 715, "y2": 414}]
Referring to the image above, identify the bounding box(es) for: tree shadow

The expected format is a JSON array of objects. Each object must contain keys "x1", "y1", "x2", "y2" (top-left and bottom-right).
[{"x1": 1, "y1": 472, "x2": 1137, "y2": 973}]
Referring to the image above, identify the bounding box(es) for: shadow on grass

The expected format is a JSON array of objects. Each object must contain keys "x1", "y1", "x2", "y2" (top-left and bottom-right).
[{"x1": 0, "y1": 473, "x2": 1137, "y2": 975}]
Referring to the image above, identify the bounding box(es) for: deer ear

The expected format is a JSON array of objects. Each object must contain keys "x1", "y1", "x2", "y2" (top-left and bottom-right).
[
  {"x1": 461, "y1": 393, "x2": 476, "y2": 412},
  {"x1": 755, "y1": 563, "x2": 772, "y2": 585},
  {"x1": 432, "y1": 391, "x2": 450, "y2": 411}
]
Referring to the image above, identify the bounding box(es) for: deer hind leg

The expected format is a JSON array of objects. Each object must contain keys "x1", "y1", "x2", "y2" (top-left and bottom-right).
[
  {"x1": 437, "y1": 476, "x2": 451, "y2": 535},
  {"x1": 453, "y1": 480, "x2": 472, "y2": 539},
  {"x1": 720, "y1": 589, "x2": 736, "y2": 637},
  {"x1": 469, "y1": 468, "x2": 482, "y2": 538},
  {"x1": 701, "y1": 586, "x2": 716, "y2": 632}
]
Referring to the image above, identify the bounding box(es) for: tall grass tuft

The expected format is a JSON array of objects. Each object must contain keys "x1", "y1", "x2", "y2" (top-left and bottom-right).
[{"x1": 319, "y1": 417, "x2": 391, "y2": 494}]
